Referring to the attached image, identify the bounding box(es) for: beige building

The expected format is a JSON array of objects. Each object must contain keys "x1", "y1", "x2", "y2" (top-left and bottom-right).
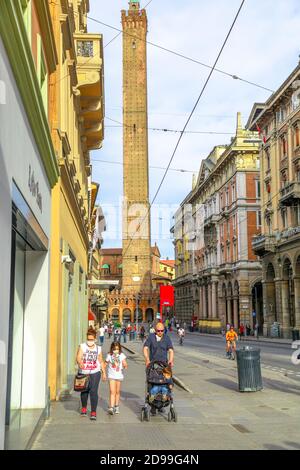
[
  {"x1": 173, "y1": 114, "x2": 262, "y2": 332},
  {"x1": 249, "y1": 62, "x2": 300, "y2": 339}
]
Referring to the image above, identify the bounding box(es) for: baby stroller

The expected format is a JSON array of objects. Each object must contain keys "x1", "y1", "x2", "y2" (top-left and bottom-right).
[{"x1": 141, "y1": 360, "x2": 177, "y2": 422}]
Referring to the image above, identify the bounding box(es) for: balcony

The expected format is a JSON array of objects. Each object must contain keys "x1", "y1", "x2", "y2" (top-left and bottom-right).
[
  {"x1": 219, "y1": 263, "x2": 232, "y2": 274},
  {"x1": 280, "y1": 156, "x2": 288, "y2": 171},
  {"x1": 279, "y1": 182, "x2": 300, "y2": 206},
  {"x1": 74, "y1": 34, "x2": 104, "y2": 154},
  {"x1": 220, "y1": 206, "x2": 229, "y2": 218},
  {"x1": 204, "y1": 214, "x2": 219, "y2": 227},
  {"x1": 252, "y1": 234, "x2": 276, "y2": 256}
]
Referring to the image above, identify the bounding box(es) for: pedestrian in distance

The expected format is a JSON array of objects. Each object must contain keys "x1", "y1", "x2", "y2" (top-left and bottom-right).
[
  {"x1": 108, "y1": 324, "x2": 113, "y2": 339},
  {"x1": 105, "y1": 342, "x2": 128, "y2": 415},
  {"x1": 140, "y1": 325, "x2": 146, "y2": 341},
  {"x1": 98, "y1": 324, "x2": 105, "y2": 346},
  {"x1": 239, "y1": 323, "x2": 245, "y2": 341},
  {"x1": 254, "y1": 322, "x2": 259, "y2": 340},
  {"x1": 76, "y1": 327, "x2": 107, "y2": 421}
]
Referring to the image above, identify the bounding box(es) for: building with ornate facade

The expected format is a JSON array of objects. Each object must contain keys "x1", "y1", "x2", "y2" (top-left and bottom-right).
[
  {"x1": 48, "y1": 0, "x2": 104, "y2": 400},
  {"x1": 249, "y1": 62, "x2": 300, "y2": 338},
  {"x1": 173, "y1": 114, "x2": 262, "y2": 333}
]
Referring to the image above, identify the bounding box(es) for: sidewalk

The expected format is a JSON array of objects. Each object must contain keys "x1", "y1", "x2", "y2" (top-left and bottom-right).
[{"x1": 31, "y1": 339, "x2": 300, "y2": 450}]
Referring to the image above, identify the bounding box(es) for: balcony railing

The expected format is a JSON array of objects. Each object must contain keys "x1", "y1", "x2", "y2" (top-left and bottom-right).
[
  {"x1": 203, "y1": 214, "x2": 219, "y2": 227},
  {"x1": 279, "y1": 181, "x2": 300, "y2": 206},
  {"x1": 252, "y1": 234, "x2": 276, "y2": 255}
]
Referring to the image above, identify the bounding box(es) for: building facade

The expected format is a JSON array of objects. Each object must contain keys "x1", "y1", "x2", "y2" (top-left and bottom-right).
[
  {"x1": 173, "y1": 114, "x2": 262, "y2": 333},
  {"x1": 48, "y1": 0, "x2": 104, "y2": 400},
  {"x1": 0, "y1": 0, "x2": 59, "y2": 449},
  {"x1": 249, "y1": 62, "x2": 300, "y2": 339}
]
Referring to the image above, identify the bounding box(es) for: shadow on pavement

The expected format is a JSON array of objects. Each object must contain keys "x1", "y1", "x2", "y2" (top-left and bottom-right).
[
  {"x1": 263, "y1": 378, "x2": 300, "y2": 396},
  {"x1": 207, "y1": 378, "x2": 238, "y2": 392},
  {"x1": 264, "y1": 441, "x2": 300, "y2": 450}
]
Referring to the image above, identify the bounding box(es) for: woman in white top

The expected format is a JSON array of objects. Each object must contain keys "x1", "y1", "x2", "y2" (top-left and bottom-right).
[
  {"x1": 76, "y1": 327, "x2": 106, "y2": 421},
  {"x1": 105, "y1": 342, "x2": 127, "y2": 415}
]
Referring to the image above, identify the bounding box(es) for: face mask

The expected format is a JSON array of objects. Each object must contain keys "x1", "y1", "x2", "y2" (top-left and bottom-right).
[
  {"x1": 113, "y1": 350, "x2": 119, "y2": 356},
  {"x1": 87, "y1": 340, "x2": 95, "y2": 347}
]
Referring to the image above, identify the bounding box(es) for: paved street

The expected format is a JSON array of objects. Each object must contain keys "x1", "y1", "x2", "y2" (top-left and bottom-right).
[
  {"x1": 31, "y1": 336, "x2": 300, "y2": 451},
  {"x1": 172, "y1": 332, "x2": 300, "y2": 383}
]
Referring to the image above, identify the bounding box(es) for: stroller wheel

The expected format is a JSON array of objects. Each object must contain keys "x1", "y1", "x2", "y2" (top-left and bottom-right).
[
  {"x1": 171, "y1": 408, "x2": 178, "y2": 422},
  {"x1": 168, "y1": 411, "x2": 172, "y2": 422},
  {"x1": 144, "y1": 408, "x2": 150, "y2": 422},
  {"x1": 141, "y1": 408, "x2": 145, "y2": 422}
]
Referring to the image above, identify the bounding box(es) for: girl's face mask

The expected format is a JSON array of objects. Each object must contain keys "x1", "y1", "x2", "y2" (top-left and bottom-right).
[
  {"x1": 87, "y1": 340, "x2": 95, "y2": 347},
  {"x1": 113, "y1": 350, "x2": 119, "y2": 356}
]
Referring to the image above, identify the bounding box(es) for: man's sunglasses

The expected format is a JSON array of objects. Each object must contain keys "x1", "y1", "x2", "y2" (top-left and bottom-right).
[{"x1": 156, "y1": 329, "x2": 164, "y2": 332}]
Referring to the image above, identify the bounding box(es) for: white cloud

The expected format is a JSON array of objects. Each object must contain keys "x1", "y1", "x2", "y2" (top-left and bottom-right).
[{"x1": 89, "y1": 0, "x2": 300, "y2": 257}]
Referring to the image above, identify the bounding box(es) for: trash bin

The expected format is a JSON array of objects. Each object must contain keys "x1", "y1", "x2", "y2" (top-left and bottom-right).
[
  {"x1": 292, "y1": 329, "x2": 300, "y2": 341},
  {"x1": 236, "y1": 347, "x2": 263, "y2": 392}
]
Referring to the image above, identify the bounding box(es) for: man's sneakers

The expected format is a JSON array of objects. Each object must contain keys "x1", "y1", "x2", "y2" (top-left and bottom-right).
[
  {"x1": 90, "y1": 411, "x2": 97, "y2": 421},
  {"x1": 108, "y1": 407, "x2": 114, "y2": 415},
  {"x1": 80, "y1": 407, "x2": 87, "y2": 417},
  {"x1": 114, "y1": 406, "x2": 120, "y2": 414}
]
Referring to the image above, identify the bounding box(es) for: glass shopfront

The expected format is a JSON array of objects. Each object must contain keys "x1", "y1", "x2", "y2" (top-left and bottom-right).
[{"x1": 5, "y1": 183, "x2": 49, "y2": 449}]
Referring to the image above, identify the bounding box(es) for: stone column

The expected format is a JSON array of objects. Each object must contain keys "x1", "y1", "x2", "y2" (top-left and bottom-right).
[
  {"x1": 203, "y1": 285, "x2": 207, "y2": 319},
  {"x1": 212, "y1": 281, "x2": 217, "y2": 319},
  {"x1": 281, "y1": 280, "x2": 291, "y2": 338},
  {"x1": 233, "y1": 297, "x2": 239, "y2": 329},
  {"x1": 199, "y1": 285, "x2": 203, "y2": 318},
  {"x1": 208, "y1": 283, "x2": 212, "y2": 319},
  {"x1": 294, "y1": 277, "x2": 300, "y2": 329},
  {"x1": 227, "y1": 297, "x2": 232, "y2": 325}
]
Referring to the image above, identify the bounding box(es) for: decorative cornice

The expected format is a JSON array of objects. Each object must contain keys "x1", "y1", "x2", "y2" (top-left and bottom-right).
[
  {"x1": 34, "y1": 0, "x2": 58, "y2": 73},
  {"x1": 0, "y1": 0, "x2": 59, "y2": 187}
]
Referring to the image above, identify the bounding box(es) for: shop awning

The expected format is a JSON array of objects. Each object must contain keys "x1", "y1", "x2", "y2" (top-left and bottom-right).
[{"x1": 102, "y1": 264, "x2": 110, "y2": 269}]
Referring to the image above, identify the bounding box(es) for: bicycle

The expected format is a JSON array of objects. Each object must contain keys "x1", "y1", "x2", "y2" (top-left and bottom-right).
[{"x1": 226, "y1": 342, "x2": 236, "y2": 360}]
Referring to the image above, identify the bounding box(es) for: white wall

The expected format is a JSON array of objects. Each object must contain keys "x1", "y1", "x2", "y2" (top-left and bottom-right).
[{"x1": 22, "y1": 252, "x2": 49, "y2": 408}]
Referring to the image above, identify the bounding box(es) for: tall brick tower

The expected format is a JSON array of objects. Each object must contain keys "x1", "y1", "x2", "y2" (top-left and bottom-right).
[{"x1": 121, "y1": 0, "x2": 152, "y2": 295}]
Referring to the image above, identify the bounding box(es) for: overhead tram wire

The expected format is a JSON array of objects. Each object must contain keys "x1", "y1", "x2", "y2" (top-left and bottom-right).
[
  {"x1": 91, "y1": 158, "x2": 197, "y2": 173},
  {"x1": 50, "y1": 0, "x2": 273, "y2": 94},
  {"x1": 105, "y1": 116, "x2": 234, "y2": 135},
  {"x1": 122, "y1": 0, "x2": 247, "y2": 260},
  {"x1": 87, "y1": 12, "x2": 273, "y2": 94}
]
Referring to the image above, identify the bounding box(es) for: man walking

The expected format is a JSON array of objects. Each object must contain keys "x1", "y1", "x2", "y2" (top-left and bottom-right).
[{"x1": 143, "y1": 322, "x2": 174, "y2": 415}]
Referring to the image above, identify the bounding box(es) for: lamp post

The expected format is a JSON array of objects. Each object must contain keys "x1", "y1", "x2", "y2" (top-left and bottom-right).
[{"x1": 132, "y1": 275, "x2": 141, "y2": 340}]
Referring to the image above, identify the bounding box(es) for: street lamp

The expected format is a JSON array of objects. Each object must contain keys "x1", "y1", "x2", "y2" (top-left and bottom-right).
[{"x1": 132, "y1": 275, "x2": 141, "y2": 340}]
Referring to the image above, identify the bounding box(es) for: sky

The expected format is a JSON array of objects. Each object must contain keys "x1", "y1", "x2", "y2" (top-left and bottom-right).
[{"x1": 88, "y1": 0, "x2": 300, "y2": 259}]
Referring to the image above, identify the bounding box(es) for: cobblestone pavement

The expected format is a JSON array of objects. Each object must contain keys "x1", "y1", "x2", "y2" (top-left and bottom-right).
[{"x1": 31, "y1": 339, "x2": 300, "y2": 450}]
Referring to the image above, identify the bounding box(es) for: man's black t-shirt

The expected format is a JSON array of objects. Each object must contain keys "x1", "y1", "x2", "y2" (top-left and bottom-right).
[{"x1": 144, "y1": 333, "x2": 173, "y2": 363}]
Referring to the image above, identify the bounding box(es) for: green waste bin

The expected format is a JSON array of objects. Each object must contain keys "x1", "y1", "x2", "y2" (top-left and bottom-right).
[{"x1": 236, "y1": 347, "x2": 263, "y2": 392}]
